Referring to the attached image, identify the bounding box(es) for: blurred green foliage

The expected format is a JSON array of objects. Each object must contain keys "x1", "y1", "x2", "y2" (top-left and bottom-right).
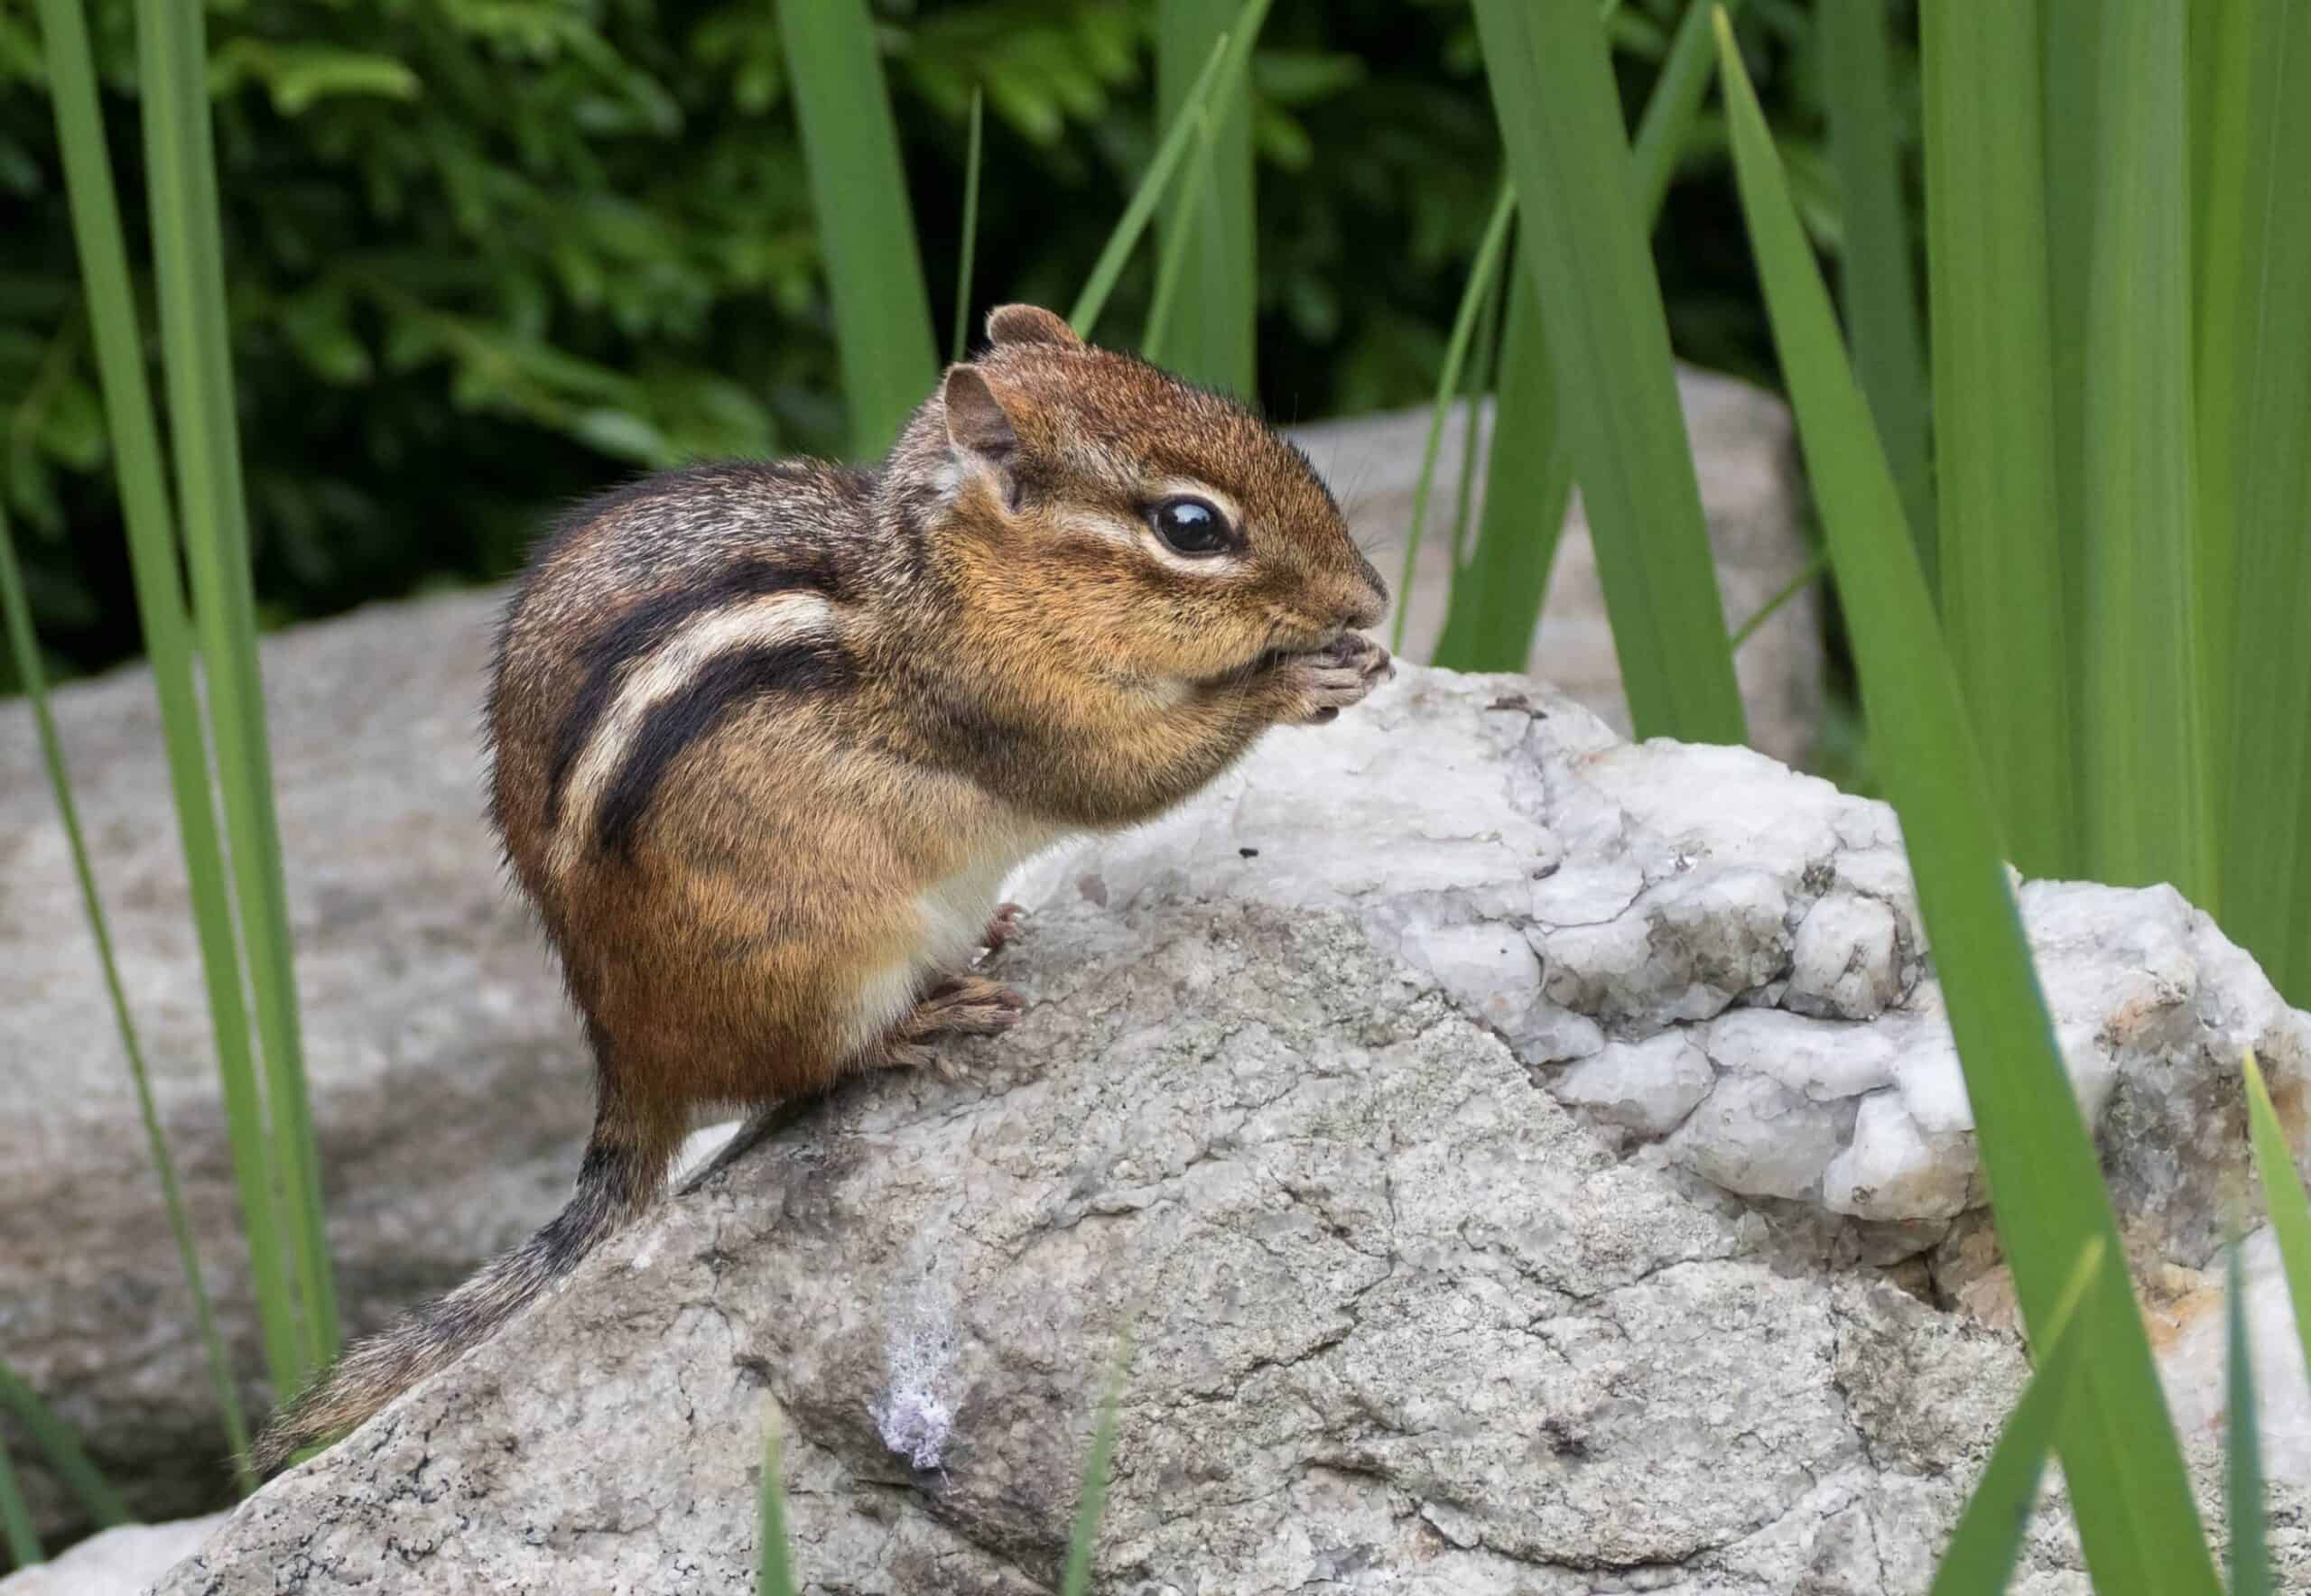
[{"x1": 0, "y1": 0, "x2": 1860, "y2": 683}]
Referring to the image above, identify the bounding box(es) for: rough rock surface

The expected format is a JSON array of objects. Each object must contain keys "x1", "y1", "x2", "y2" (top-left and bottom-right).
[
  {"x1": 0, "y1": 384, "x2": 1818, "y2": 1540},
  {"x1": 1304, "y1": 376, "x2": 1821, "y2": 766},
  {"x1": 152, "y1": 672, "x2": 2311, "y2": 1593}
]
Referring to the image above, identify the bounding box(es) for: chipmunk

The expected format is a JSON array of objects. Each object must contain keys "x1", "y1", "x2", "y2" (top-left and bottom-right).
[{"x1": 251, "y1": 304, "x2": 1391, "y2": 1471}]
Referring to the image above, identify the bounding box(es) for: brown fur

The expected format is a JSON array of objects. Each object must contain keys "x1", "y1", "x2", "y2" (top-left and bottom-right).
[{"x1": 251, "y1": 306, "x2": 1389, "y2": 1472}]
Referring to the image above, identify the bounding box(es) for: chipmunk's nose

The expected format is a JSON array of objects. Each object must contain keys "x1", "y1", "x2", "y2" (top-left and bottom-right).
[{"x1": 1340, "y1": 547, "x2": 1388, "y2": 630}]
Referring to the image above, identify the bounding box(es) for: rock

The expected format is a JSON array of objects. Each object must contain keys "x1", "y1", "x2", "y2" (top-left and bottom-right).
[
  {"x1": 1297, "y1": 374, "x2": 1822, "y2": 766},
  {"x1": 1, "y1": 377, "x2": 1812, "y2": 1541},
  {"x1": 135, "y1": 670, "x2": 2311, "y2": 1593},
  {"x1": 0, "y1": 1515, "x2": 224, "y2": 1596}
]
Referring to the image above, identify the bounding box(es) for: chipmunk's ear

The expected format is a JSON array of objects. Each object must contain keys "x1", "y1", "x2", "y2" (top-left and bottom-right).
[
  {"x1": 942, "y1": 365, "x2": 1022, "y2": 479},
  {"x1": 985, "y1": 304, "x2": 1081, "y2": 349}
]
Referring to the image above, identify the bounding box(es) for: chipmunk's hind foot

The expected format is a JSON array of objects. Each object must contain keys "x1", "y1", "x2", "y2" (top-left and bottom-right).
[{"x1": 875, "y1": 976, "x2": 1025, "y2": 1081}]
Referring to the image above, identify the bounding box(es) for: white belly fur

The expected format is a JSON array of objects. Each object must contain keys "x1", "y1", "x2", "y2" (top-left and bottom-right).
[{"x1": 838, "y1": 816, "x2": 1068, "y2": 1057}]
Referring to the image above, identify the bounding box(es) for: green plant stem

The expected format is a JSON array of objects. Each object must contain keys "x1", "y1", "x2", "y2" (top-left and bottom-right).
[
  {"x1": 777, "y1": 0, "x2": 941, "y2": 456},
  {"x1": 1058, "y1": 1332, "x2": 1133, "y2": 1596},
  {"x1": 1729, "y1": 548, "x2": 1827, "y2": 651},
  {"x1": 951, "y1": 88, "x2": 985, "y2": 367},
  {"x1": 756, "y1": 1415, "x2": 796, "y2": 1596},
  {"x1": 1434, "y1": 0, "x2": 1740, "y2": 677},
  {"x1": 1919, "y1": 0, "x2": 2074, "y2": 878},
  {"x1": 1070, "y1": 1, "x2": 1271, "y2": 339},
  {"x1": 1392, "y1": 181, "x2": 1515, "y2": 654},
  {"x1": 1156, "y1": 0, "x2": 1258, "y2": 394},
  {"x1": 0, "y1": 1365, "x2": 127, "y2": 1530},
  {"x1": 138, "y1": 0, "x2": 337, "y2": 1371},
  {"x1": 2077, "y1": 0, "x2": 2213, "y2": 905},
  {"x1": 1713, "y1": 17, "x2": 2220, "y2": 1590},
  {"x1": 0, "y1": 512, "x2": 255, "y2": 1486},
  {"x1": 36, "y1": 0, "x2": 307, "y2": 1400},
  {"x1": 1142, "y1": 107, "x2": 1221, "y2": 365},
  {"x1": 1821, "y1": 0, "x2": 1933, "y2": 596},
  {"x1": 0, "y1": 1433, "x2": 40, "y2": 1571}
]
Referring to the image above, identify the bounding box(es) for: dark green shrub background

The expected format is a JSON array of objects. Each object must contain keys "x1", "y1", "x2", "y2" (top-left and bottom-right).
[{"x1": 1, "y1": 0, "x2": 1865, "y2": 683}]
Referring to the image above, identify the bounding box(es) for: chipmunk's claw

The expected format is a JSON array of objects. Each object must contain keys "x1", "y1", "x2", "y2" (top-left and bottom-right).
[{"x1": 979, "y1": 902, "x2": 1029, "y2": 960}]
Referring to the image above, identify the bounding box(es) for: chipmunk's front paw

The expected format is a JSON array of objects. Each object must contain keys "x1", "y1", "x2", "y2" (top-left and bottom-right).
[{"x1": 1273, "y1": 633, "x2": 1393, "y2": 725}]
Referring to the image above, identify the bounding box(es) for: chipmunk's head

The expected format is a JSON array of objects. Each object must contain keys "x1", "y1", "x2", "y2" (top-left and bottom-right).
[{"x1": 898, "y1": 304, "x2": 1387, "y2": 683}]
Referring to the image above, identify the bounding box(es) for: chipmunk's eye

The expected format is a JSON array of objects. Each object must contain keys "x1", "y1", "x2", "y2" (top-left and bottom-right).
[{"x1": 1148, "y1": 496, "x2": 1232, "y2": 556}]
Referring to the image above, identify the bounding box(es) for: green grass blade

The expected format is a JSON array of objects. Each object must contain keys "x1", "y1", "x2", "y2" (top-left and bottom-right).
[
  {"x1": 1443, "y1": 0, "x2": 1746, "y2": 710},
  {"x1": 1919, "y1": 0, "x2": 2075, "y2": 879},
  {"x1": 1713, "y1": 19, "x2": 2220, "y2": 1592},
  {"x1": 2040, "y1": 0, "x2": 2101, "y2": 779},
  {"x1": 2204, "y1": 0, "x2": 2311, "y2": 1001},
  {"x1": 1068, "y1": 13, "x2": 1258, "y2": 339},
  {"x1": 137, "y1": 0, "x2": 337, "y2": 1371},
  {"x1": 1141, "y1": 107, "x2": 1222, "y2": 367},
  {"x1": 1392, "y1": 180, "x2": 1515, "y2": 654},
  {"x1": 951, "y1": 87, "x2": 984, "y2": 367},
  {"x1": 777, "y1": 0, "x2": 940, "y2": 455},
  {"x1": 1448, "y1": 256, "x2": 1506, "y2": 572},
  {"x1": 1729, "y1": 548, "x2": 1827, "y2": 652},
  {"x1": 1156, "y1": 0, "x2": 1258, "y2": 394},
  {"x1": 0, "y1": 1432, "x2": 41, "y2": 1571},
  {"x1": 1820, "y1": 0, "x2": 1934, "y2": 596},
  {"x1": 0, "y1": 510, "x2": 255, "y2": 1486},
  {"x1": 2242, "y1": 1051, "x2": 2311, "y2": 1387},
  {"x1": 1058, "y1": 1333, "x2": 1131, "y2": 1596},
  {"x1": 1927, "y1": 1239, "x2": 2103, "y2": 1596},
  {"x1": 1429, "y1": 265, "x2": 1566, "y2": 672},
  {"x1": 1471, "y1": 0, "x2": 1743, "y2": 745},
  {"x1": 756, "y1": 1417, "x2": 796, "y2": 1596},
  {"x1": 2227, "y1": 1232, "x2": 2271, "y2": 1596},
  {"x1": 36, "y1": 0, "x2": 306, "y2": 1400},
  {"x1": 0, "y1": 1365, "x2": 127, "y2": 1529},
  {"x1": 2077, "y1": 0, "x2": 2214, "y2": 906}
]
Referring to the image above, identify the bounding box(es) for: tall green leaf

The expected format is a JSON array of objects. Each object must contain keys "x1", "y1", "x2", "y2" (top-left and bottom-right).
[
  {"x1": 137, "y1": 0, "x2": 337, "y2": 1370},
  {"x1": 1821, "y1": 0, "x2": 1933, "y2": 594},
  {"x1": 951, "y1": 87, "x2": 984, "y2": 367},
  {"x1": 756, "y1": 1417, "x2": 796, "y2": 1596},
  {"x1": 1926, "y1": 1239, "x2": 2102, "y2": 1596},
  {"x1": 777, "y1": 0, "x2": 940, "y2": 456},
  {"x1": 1068, "y1": 19, "x2": 1249, "y2": 338},
  {"x1": 2040, "y1": 0, "x2": 2101, "y2": 790},
  {"x1": 1156, "y1": 0, "x2": 1258, "y2": 395},
  {"x1": 2242, "y1": 1051, "x2": 2311, "y2": 1387},
  {"x1": 2077, "y1": 0, "x2": 2213, "y2": 905},
  {"x1": 1919, "y1": 0, "x2": 2074, "y2": 879},
  {"x1": 2226, "y1": 1232, "x2": 2271, "y2": 1596},
  {"x1": 1437, "y1": 0, "x2": 1740, "y2": 682},
  {"x1": 0, "y1": 1364, "x2": 126, "y2": 1531},
  {"x1": 1058, "y1": 1334, "x2": 1131, "y2": 1596},
  {"x1": 0, "y1": 1434, "x2": 37, "y2": 1571},
  {"x1": 2203, "y1": 0, "x2": 2311, "y2": 1000},
  {"x1": 0, "y1": 508, "x2": 253, "y2": 1483},
  {"x1": 35, "y1": 0, "x2": 307, "y2": 1399},
  {"x1": 1393, "y1": 181, "x2": 1515, "y2": 653},
  {"x1": 1142, "y1": 107, "x2": 1223, "y2": 366},
  {"x1": 1713, "y1": 18, "x2": 2220, "y2": 1592},
  {"x1": 1470, "y1": 0, "x2": 1742, "y2": 746}
]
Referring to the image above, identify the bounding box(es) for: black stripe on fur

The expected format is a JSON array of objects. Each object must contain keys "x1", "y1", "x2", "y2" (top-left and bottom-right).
[{"x1": 594, "y1": 639, "x2": 856, "y2": 859}]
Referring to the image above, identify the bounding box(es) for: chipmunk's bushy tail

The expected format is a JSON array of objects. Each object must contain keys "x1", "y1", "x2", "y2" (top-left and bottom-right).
[{"x1": 249, "y1": 1098, "x2": 675, "y2": 1474}]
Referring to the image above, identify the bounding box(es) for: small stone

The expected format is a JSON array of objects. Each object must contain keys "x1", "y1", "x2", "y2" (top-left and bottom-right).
[
  {"x1": 1787, "y1": 892, "x2": 1902, "y2": 1018},
  {"x1": 1668, "y1": 1071, "x2": 1851, "y2": 1200},
  {"x1": 1822, "y1": 1091, "x2": 1975, "y2": 1221},
  {"x1": 1551, "y1": 1032, "x2": 1715, "y2": 1135}
]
